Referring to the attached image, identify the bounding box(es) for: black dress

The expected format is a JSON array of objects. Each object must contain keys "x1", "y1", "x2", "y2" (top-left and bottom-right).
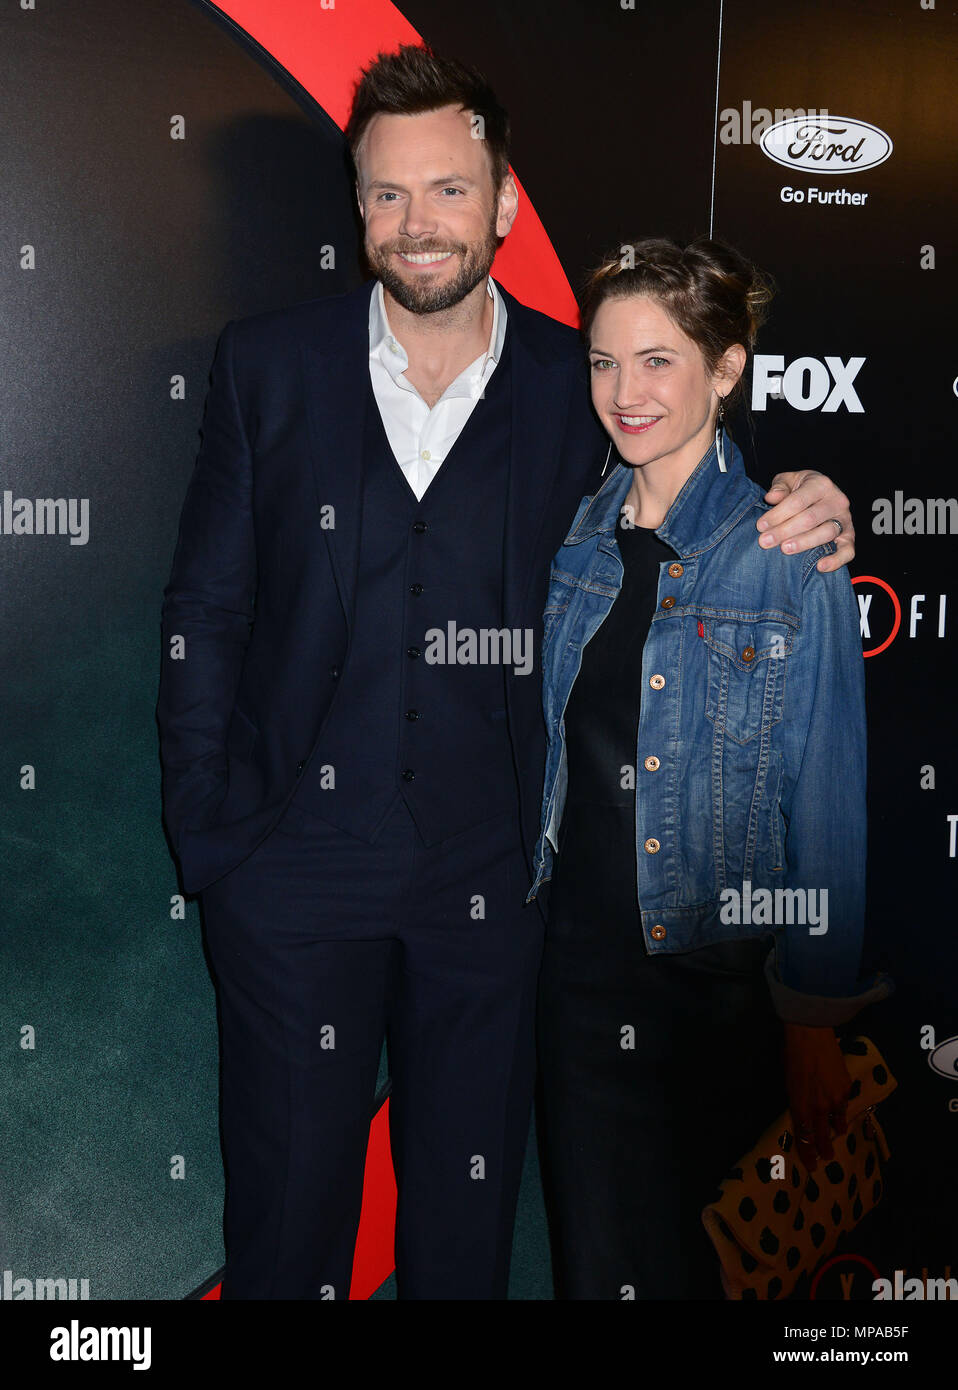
[{"x1": 536, "y1": 513, "x2": 786, "y2": 1300}]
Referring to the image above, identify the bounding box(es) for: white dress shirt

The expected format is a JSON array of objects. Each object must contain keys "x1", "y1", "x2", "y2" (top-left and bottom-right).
[{"x1": 367, "y1": 276, "x2": 508, "y2": 501}]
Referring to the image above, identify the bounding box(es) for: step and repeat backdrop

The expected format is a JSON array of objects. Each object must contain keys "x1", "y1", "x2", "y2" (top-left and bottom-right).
[{"x1": 1, "y1": 0, "x2": 955, "y2": 1308}]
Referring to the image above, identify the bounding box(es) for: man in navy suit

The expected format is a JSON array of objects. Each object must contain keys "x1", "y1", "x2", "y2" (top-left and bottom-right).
[{"x1": 156, "y1": 44, "x2": 857, "y2": 1300}]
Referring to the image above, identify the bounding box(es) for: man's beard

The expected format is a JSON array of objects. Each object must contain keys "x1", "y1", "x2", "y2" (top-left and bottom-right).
[{"x1": 367, "y1": 205, "x2": 501, "y2": 315}]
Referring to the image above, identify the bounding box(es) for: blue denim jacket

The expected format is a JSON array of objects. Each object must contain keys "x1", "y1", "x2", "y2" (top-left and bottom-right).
[{"x1": 528, "y1": 432, "x2": 891, "y2": 1025}]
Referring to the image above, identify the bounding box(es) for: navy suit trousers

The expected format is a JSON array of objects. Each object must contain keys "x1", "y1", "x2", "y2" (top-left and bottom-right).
[{"x1": 200, "y1": 796, "x2": 541, "y2": 1300}]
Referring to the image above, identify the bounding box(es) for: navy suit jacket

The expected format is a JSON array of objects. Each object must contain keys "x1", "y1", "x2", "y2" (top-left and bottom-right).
[{"x1": 156, "y1": 277, "x2": 608, "y2": 896}]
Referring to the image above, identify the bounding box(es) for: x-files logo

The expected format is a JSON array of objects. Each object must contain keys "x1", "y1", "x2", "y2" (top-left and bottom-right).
[
  {"x1": 809, "y1": 1252, "x2": 956, "y2": 1300},
  {"x1": 808, "y1": 1251, "x2": 882, "y2": 1300},
  {"x1": 851, "y1": 578, "x2": 948, "y2": 658},
  {"x1": 851, "y1": 576, "x2": 900, "y2": 659}
]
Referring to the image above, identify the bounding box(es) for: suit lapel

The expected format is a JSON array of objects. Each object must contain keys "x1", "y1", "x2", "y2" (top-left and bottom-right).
[
  {"x1": 299, "y1": 281, "x2": 375, "y2": 632},
  {"x1": 299, "y1": 277, "x2": 579, "y2": 637}
]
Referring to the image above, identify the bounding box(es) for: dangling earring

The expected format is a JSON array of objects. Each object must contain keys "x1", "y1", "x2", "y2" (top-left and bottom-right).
[
  {"x1": 601, "y1": 439, "x2": 612, "y2": 477},
  {"x1": 715, "y1": 395, "x2": 727, "y2": 473}
]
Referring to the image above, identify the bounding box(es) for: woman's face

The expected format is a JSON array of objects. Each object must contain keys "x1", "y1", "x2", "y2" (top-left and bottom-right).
[{"x1": 588, "y1": 295, "x2": 722, "y2": 474}]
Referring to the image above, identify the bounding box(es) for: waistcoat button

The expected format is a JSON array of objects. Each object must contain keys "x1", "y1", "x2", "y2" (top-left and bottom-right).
[
  {"x1": 668, "y1": 563, "x2": 684, "y2": 577},
  {"x1": 644, "y1": 837, "x2": 660, "y2": 854},
  {"x1": 649, "y1": 674, "x2": 665, "y2": 690},
  {"x1": 412, "y1": 521, "x2": 427, "y2": 534},
  {"x1": 644, "y1": 755, "x2": 660, "y2": 772},
  {"x1": 401, "y1": 769, "x2": 415, "y2": 782}
]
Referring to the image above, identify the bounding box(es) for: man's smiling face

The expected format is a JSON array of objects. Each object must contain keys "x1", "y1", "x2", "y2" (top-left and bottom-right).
[{"x1": 356, "y1": 103, "x2": 516, "y2": 314}]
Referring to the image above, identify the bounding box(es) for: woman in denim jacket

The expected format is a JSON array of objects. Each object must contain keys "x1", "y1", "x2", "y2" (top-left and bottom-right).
[{"x1": 529, "y1": 238, "x2": 890, "y2": 1299}]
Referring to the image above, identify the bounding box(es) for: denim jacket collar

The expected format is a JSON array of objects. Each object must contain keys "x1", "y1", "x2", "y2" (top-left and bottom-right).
[{"x1": 563, "y1": 428, "x2": 757, "y2": 559}]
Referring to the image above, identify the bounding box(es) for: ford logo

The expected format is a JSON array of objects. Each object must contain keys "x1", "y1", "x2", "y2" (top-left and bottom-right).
[
  {"x1": 760, "y1": 116, "x2": 893, "y2": 174},
  {"x1": 928, "y1": 1036, "x2": 958, "y2": 1080}
]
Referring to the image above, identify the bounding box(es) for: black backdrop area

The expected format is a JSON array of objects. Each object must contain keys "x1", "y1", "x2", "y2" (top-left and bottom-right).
[
  {"x1": 1, "y1": 0, "x2": 956, "y2": 1303},
  {"x1": 0, "y1": 0, "x2": 363, "y2": 1300}
]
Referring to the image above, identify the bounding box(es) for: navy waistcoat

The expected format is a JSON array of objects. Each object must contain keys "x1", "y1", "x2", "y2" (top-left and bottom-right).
[{"x1": 290, "y1": 331, "x2": 519, "y2": 843}]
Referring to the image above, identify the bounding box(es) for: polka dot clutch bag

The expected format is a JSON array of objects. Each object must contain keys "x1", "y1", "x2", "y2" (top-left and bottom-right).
[{"x1": 701, "y1": 1036, "x2": 896, "y2": 1300}]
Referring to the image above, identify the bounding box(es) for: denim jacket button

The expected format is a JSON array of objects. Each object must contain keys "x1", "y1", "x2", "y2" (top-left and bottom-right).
[
  {"x1": 649, "y1": 674, "x2": 665, "y2": 690},
  {"x1": 667, "y1": 563, "x2": 684, "y2": 577},
  {"x1": 644, "y1": 755, "x2": 660, "y2": 771},
  {"x1": 742, "y1": 645, "x2": 755, "y2": 662},
  {"x1": 650, "y1": 924, "x2": 667, "y2": 940},
  {"x1": 644, "y1": 837, "x2": 660, "y2": 854},
  {"x1": 660, "y1": 595, "x2": 676, "y2": 609}
]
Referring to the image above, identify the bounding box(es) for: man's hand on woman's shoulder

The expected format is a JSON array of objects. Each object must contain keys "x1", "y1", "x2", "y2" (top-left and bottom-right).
[{"x1": 758, "y1": 470, "x2": 855, "y2": 573}]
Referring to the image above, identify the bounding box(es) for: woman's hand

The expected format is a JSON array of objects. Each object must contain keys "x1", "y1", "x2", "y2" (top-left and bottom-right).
[
  {"x1": 783, "y1": 1023, "x2": 853, "y2": 1171},
  {"x1": 759, "y1": 471, "x2": 855, "y2": 572}
]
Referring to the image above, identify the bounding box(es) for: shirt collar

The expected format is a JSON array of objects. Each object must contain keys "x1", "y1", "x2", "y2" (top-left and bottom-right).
[
  {"x1": 563, "y1": 430, "x2": 758, "y2": 558},
  {"x1": 369, "y1": 276, "x2": 506, "y2": 396}
]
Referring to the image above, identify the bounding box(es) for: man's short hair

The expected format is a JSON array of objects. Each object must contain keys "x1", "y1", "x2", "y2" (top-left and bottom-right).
[{"x1": 344, "y1": 42, "x2": 511, "y2": 193}]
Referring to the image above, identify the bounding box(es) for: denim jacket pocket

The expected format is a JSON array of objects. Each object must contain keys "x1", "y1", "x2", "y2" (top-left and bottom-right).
[
  {"x1": 542, "y1": 566, "x2": 587, "y2": 660},
  {"x1": 703, "y1": 618, "x2": 793, "y2": 746}
]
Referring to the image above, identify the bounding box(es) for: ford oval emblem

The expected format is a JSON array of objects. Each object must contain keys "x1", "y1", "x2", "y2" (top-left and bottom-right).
[
  {"x1": 760, "y1": 115, "x2": 893, "y2": 174},
  {"x1": 928, "y1": 1036, "x2": 958, "y2": 1080}
]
